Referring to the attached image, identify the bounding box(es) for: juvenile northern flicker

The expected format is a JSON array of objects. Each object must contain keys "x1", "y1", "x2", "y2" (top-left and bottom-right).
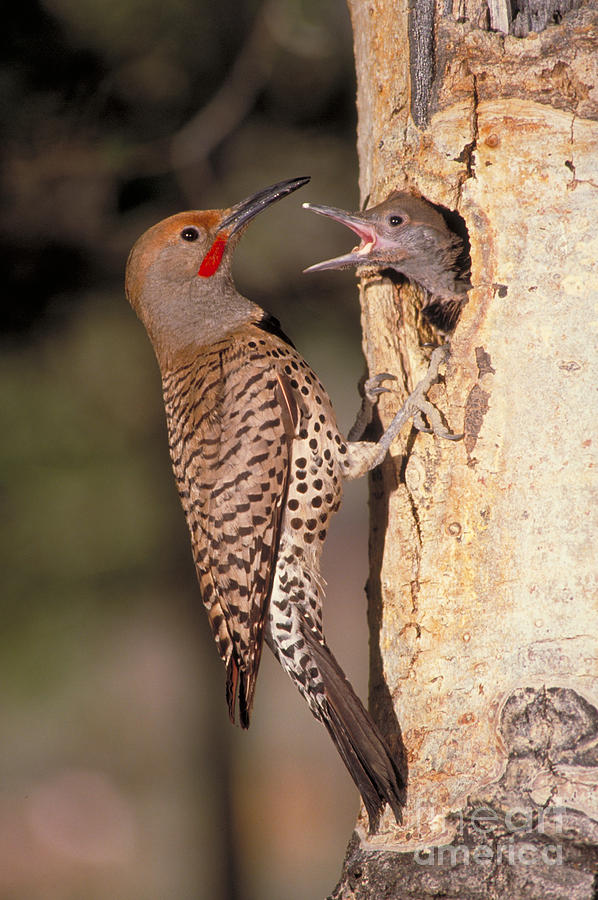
[
  {"x1": 303, "y1": 192, "x2": 470, "y2": 329},
  {"x1": 125, "y1": 177, "x2": 457, "y2": 830}
]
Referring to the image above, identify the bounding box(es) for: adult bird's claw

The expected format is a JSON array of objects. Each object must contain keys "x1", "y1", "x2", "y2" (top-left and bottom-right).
[
  {"x1": 375, "y1": 344, "x2": 463, "y2": 451},
  {"x1": 363, "y1": 372, "x2": 397, "y2": 402}
]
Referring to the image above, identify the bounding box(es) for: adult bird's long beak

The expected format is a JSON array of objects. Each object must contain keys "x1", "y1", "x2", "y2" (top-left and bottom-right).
[
  {"x1": 302, "y1": 201, "x2": 379, "y2": 272},
  {"x1": 219, "y1": 177, "x2": 311, "y2": 236}
]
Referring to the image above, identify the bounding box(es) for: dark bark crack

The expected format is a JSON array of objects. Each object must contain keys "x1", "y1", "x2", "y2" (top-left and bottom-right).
[{"x1": 408, "y1": 0, "x2": 436, "y2": 128}]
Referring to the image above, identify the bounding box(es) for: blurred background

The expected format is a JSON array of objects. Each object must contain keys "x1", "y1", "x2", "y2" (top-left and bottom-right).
[{"x1": 1, "y1": 1, "x2": 372, "y2": 897}]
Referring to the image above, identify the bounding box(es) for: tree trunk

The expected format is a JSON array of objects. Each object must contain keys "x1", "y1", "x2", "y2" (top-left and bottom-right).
[{"x1": 331, "y1": 2, "x2": 598, "y2": 897}]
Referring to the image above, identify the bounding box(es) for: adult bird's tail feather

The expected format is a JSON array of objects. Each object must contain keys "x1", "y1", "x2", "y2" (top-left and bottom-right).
[{"x1": 301, "y1": 625, "x2": 406, "y2": 832}]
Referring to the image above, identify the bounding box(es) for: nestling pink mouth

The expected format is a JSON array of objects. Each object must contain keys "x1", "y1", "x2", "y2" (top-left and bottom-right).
[{"x1": 302, "y1": 202, "x2": 379, "y2": 272}]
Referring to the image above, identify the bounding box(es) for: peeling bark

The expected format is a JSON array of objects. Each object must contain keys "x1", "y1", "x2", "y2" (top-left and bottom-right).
[{"x1": 332, "y1": 1, "x2": 598, "y2": 896}]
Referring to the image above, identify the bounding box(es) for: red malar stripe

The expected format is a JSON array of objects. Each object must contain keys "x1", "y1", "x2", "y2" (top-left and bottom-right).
[{"x1": 198, "y1": 236, "x2": 227, "y2": 277}]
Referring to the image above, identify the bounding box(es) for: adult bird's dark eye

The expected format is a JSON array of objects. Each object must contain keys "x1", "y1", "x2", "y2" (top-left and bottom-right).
[
  {"x1": 389, "y1": 215, "x2": 404, "y2": 227},
  {"x1": 181, "y1": 227, "x2": 199, "y2": 242}
]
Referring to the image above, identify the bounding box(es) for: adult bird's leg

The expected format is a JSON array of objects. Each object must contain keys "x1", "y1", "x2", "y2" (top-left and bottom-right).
[{"x1": 345, "y1": 344, "x2": 462, "y2": 480}]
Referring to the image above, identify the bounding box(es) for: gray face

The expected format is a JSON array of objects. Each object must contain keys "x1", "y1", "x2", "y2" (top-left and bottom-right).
[{"x1": 125, "y1": 177, "x2": 311, "y2": 361}]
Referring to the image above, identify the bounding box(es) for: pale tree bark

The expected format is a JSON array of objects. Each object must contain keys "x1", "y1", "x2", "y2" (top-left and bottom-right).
[{"x1": 330, "y1": 2, "x2": 598, "y2": 897}]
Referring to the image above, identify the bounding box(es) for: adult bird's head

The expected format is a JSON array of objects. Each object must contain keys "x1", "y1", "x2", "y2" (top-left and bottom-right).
[
  {"x1": 303, "y1": 191, "x2": 467, "y2": 300},
  {"x1": 125, "y1": 177, "x2": 310, "y2": 364}
]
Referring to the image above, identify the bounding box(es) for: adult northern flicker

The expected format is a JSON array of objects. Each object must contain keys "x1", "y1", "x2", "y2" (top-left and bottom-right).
[
  {"x1": 125, "y1": 177, "x2": 457, "y2": 830},
  {"x1": 303, "y1": 192, "x2": 470, "y2": 329}
]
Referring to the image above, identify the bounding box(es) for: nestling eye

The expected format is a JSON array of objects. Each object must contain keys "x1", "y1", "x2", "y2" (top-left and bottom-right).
[
  {"x1": 180, "y1": 226, "x2": 200, "y2": 242},
  {"x1": 388, "y1": 215, "x2": 404, "y2": 227}
]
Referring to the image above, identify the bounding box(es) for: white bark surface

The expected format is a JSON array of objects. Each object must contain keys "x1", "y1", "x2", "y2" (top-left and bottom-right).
[{"x1": 345, "y1": 0, "x2": 598, "y2": 859}]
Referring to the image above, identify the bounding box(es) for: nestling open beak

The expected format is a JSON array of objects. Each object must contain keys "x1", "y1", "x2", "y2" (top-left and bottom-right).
[
  {"x1": 219, "y1": 177, "x2": 311, "y2": 237},
  {"x1": 302, "y1": 202, "x2": 379, "y2": 272}
]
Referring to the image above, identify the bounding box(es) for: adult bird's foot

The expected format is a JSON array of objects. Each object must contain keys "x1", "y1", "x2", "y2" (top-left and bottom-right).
[
  {"x1": 377, "y1": 344, "x2": 463, "y2": 452},
  {"x1": 363, "y1": 371, "x2": 397, "y2": 402},
  {"x1": 348, "y1": 372, "x2": 397, "y2": 441}
]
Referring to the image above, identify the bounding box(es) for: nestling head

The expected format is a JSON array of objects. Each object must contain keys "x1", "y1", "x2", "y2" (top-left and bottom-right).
[{"x1": 303, "y1": 190, "x2": 465, "y2": 298}]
